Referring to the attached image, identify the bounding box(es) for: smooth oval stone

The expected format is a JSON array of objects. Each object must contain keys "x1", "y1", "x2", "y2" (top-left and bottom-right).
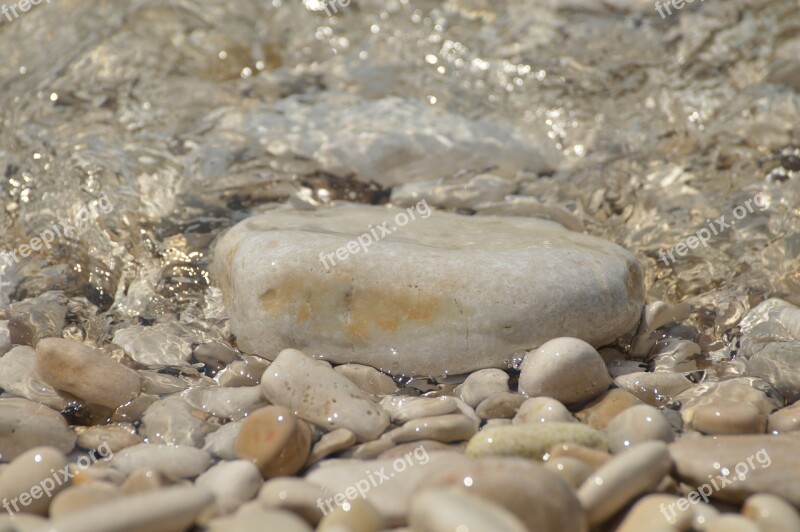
[
  {"x1": 259, "y1": 478, "x2": 327, "y2": 525},
  {"x1": 544, "y1": 457, "x2": 593, "y2": 488},
  {"x1": 519, "y1": 338, "x2": 613, "y2": 407},
  {"x1": 575, "y1": 389, "x2": 643, "y2": 430},
  {"x1": 260, "y1": 349, "x2": 389, "y2": 441},
  {"x1": 0, "y1": 447, "x2": 69, "y2": 515},
  {"x1": 203, "y1": 420, "x2": 245, "y2": 461},
  {"x1": 386, "y1": 414, "x2": 478, "y2": 444},
  {"x1": 456, "y1": 369, "x2": 510, "y2": 408},
  {"x1": 182, "y1": 385, "x2": 265, "y2": 421},
  {"x1": 195, "y1": 460, "x2": 261, "y2": 515},
  {"x1": 46, "y1": 485, "x2": 214, "y2": 532},
  {"x1": 215, "y1": 356, "x2": 270, "y2": 387},
  {"x1": 615, "y1": 372, "x2": 693, "y2": 406},
  {"x1": 317, "y1": 497, "x2": 386, "y2": 532},
  {"x1": 670, "y1": 435, "x2": 799, "y2": 505},
  {"x1": 211, "y1": 206, "x2": 644, "y2": 376},
  {"x1": 49, "y1": 483, "x2": 122, "y2": 518},
  {"x1": 676, "y1": 379, "x2": 781, "y2": 429},
  {"x1": 616, "y1": 494, "x2": 697, "y2": 531},
  {"x1": 475, "y1": 392, "x2": 527, "y2": 420},
  {"x1": 409, "y1": 488, "x2": 526, "y2": 532},
  {"x1": 466, "y1": 422, "x2": 607, "y2": 460},
  {"x1": 605, "y1": 404, "x2": 674, "y2": 453},
  {"x1": 119, "y1": 469, "x2": 172, "y2": 495},
  {"x1": 0, "y1": 397, "x2": 76, "y2": 462},
  {"x1": 577, "y1": 441, "x2": 673, "y2": 526},
  {"x1": 513, "y1": 397, "x2": 575, "y2": 425},
  {"x1": 690, "y1": 402, "x2": 766, "y2": 435},
  {"x1": 426, "y1": 458, "x2": 588, "y2": 531},
  {"x1": 0, "y1": 346, "x2": 66, "y2": 410},
  {"x1": 110, "y1": 444, "x2": 211, "y2": 479},
  {"x1": 742, "y1": 493, "x2": 800, "y2": 532},
  {"x1": 35, "y1": 338, "x2": 141, "y2": 409},
  {"x1": 380, "y1": 396, "x2": 459, "y2": 424},
  {"x1": 768, "y1": 402, "x2": 800, "y2": 433},
  {"x1": 307, "y1": 428, "x2": 357, "y2": 466},
  {"x1": 137, "y1": 371, "x2": 188, "y2": 395},
  {"x1": 333, "y1": 364, "x2": 398, "y2": 395},
  {"x1": 0, "y1": 513, "x2": 48, "y2": 530},
  {"x1": 206, "y1": 503, "x2": 312, "y2": 532},
  {"x1": 235, "y1": 405, "x2": 311, "y2": 478},
  {"x1": 548, "y1": 443, "x2": 611, "y2": 470},
  {"x1": 75, "y1": 423, "x2": 141, "y2": 453},
  {"x1": 139, "y1": 396, "x2": 215, "y2": 447},
  {"x1": 705, "y1": 515, "x2": 761, "y2": 532}
]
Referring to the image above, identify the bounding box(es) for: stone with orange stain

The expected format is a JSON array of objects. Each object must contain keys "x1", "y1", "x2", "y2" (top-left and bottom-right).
[
  {"x1": 235, "y1": 406, "x2": 311, "y2": 479},
  {"x1": 212, "y1": 205, "x2": 645, "y2": 375}
]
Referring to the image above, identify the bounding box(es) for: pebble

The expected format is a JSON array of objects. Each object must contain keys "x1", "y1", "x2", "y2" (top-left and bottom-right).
[
  {"x1": 260, "y1": 349, "x2": 390, "y2": 441},
  {"x1": 465, "y1": 422, "x2": 607, "y2": 460},
  {"x1": 409, "y1": 488, "x2": 527, "y2": 532},
  {"x1": 379, "y1": 396, "x2": 459, "y2": 424},
  {"x1": 333, "y1": 363, "x2": 398, "y2": 395},
  {"x1": 455, "y1": 369, "x2": 510, "y2": 407},
  {"x1": 575, "y1": 388, "x2": 643, "y2": 430},
  {"x1": 426, "y1": 457, "x2": 587, "y2": 531},
  {"x1": 544, "y1": 457, "x2": 593, "y2": 488},
  {"x1": 548, "y1": 443, "x2": 612, "y2": 470},
  {"x1": 746, "y1": 341, "x2": 800, "y2": 403},
  {"x1": 0, "y1": 320, "x2": 9, "y2": 356},
  {"x1": 615, "y1": 372, "x2": 693, "y2": 406},
  {"x1": 34, "y1": 337, "x2": 142, "y2": 409},
  {"x1": 259, "y1": 477, "x2": 327, "y2": 525},
  {"x1": 513, "y1": 397, "x2": 575, "y2": 424},
  {"x1": 616, "y1": 494, "x2": 698, "y2": 531},
  {"x1": 111, "y1": 323, "x2": 194, "y2": 366},
  {"x1": 704, "y1": 515, "x2": 761, "y2": 532},
  {"x1": 193, "y1": 341, "x2": 240, "y2": 367},
  {"x1": 519, "y1": 337, "x2": 612, "y2": 407},
  {"x1": 119, "y1": 469, "x2": 171, "y2": 495},
  {"x1": 109, "y1": 444, "x2": 211, "y2": 479},
  {"x1": 676, "y1": 378, "x2": 781, "y2": 430},
  {"x1": 0, "y1": 346, "x2": 66, "y2": 410},
  {"x1": 49, "y1": 483, "x2": 122, "y2": 518},
  {"x1": 690, "y1": 402, "x2": 766, "y2": 435},
  {"x1": 195, "y1": 460, "x2": 262, "y2": 514},
  {"x1": 75, "y1": 423, "x2": 142, "y2": 453},
  {"x1": 139, "y1": 396, "x2": 215, "y2": 447},
  {"x1": 605, "y1": 404, "x2": 674, "y2": 453},
  {"x1": 0, "y1": 447, "x2": 69, "y2": 515},
  {"x1": 206, "y1": 503, "x2": 313, "y2": 532},
  {"x1": 577, "y1": 441, "x2": 673, "y2": 525},
  {"x1": 111, "y1": 393, "x2": 158, "y2": 424},
  {"x1": 215, "y1": 356, "x2": 270, "y2": 387},
  {"x1": 306, "y1": 428, "x2": 357, "y2": 466},
  {"x1": 742, "y1": 493, "x2": 800, "y2": 532},
  {"x1": 385, "y1": 414, "x2": 478, "y2": 444},
  {"x1": 768, "y1": 402, "x2": 800, "y2": 433},
  {"x1": 137, "y1": 371, "x2": 188, "y2": 395},
  {"x1": 475, "y1": 392, "x2": 527, "y2": 419},
  {"x1": 235, "y1": 405, "x2": 311, "y2": 478},
  {"x1": 212, "y1": 206, "x2": 644, "y2": 375},
  {"x1": 182, "y1": 385, "x2": 265, "y2": 421},
  {"x1": 652, "y1": 339, "x2": 702, "y2": 372},
  {"x1": 203, "y1": 420, "x2": 245, "y2": 460},
  {"x1": 45, "y1": 485, "x2": 214, "y2": 532},
  {"x1": 391, "y1": 173, "x2": 517, "y2": 210},
  {"x1": 670, "y1": 435, "x2": 798, "y2": 505},
  {"x1": 317, "y1": 497, "x2": 387, "y2": 532},
  {"x1": 0, "y1": 513, "x2": 48, "y2": 530},
  {"x1": 0, "y1": 397, "x2": 76, "y2": 462},
  {"x1": 7, "y1": 292, "x2": 66, "y2": 347}
]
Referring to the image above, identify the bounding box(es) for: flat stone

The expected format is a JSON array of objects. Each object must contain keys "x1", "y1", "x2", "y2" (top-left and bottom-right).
[
  {"x1": 333, "y1": 363, "x2": 398, "y2": 395},
  {"x1": 211, "y1": 206, "x2": 644, "y2": 376},
  {"x1": 235, "y1": 405, "x2": 311, "y2": 478},
  {"x1": 615, "y1": 372, "x2": 693, "y2": 406},
  {"x1": 111, "y1": 323, "x2": 194, "y2": 366},
  {"x1": 465, "y1": 422, "x2": 607, "y2": 460},
  {"x1": 317, "y1": 497, "x2": 386, "y2": 532},
  {"x1": 259, "y1": 478, "x2": 327, "y2": 525},
  {"x1": 513, "y1": 397, "x2": 575, "y2": 425},
  {"x1": 577, "y1": 441, "x2": 673, "y2": 526},
  {"x1": 391, "y1": 173, "x2": 518, "y2": 211},
  {"x1": 475, "y1": 392, "x2": 527, "y2": 419},
  {"x1": 49, "y1": 483, "x2": 122, "y2": 518},
  {"x1": 379, "y1": 396, "x2": 459, "y2": 424},
  {"x1": 519, "y1": 338, "x2": 613, "y2": 407},
  {"x1": 455, "y1": 369, "x2": 510, "y2": 407},
  {"x1": 690, "y1": 402, "x2": 767, "y2": 435},
  {"x1": 704, "y1": 515, "x2": 761, "y2": 532},
  {"x1": 409, "y1": 488, "x2": 527, "y2": 532},
  {"x1": 75, "y1": 423, "x2": 142, "y2": 453},
  {"x1": 544, "y1": 456, "x2": 593, "y2": 488},
  {"x1": 195, "y1": 460, "x2": 262, "y2": 514},
  {"x1": 575, "y1": 389, "x2": 644, "y2": 430},
  {"x1": 0, "y1": 346, "x2": 66, "y2": 410},
  {"x1": 138, "y1": 371, "x2": 188, "y2": 395},
  {"x1": 206, "y1": 503, "x2": 312, "y2": 532},
  {"x1": 385, "y1": 414, "x2": 478, "y2": 444},
  {"x1": 306, "y1": 428, "x2": 357, "y2": 466},
  {"x1": 768, "y1": 402, "x2": 800, "y2": 433},
  {"x1": 7, "y1": 292, "x2": 67, "y2": 347},
  {"x1": 119, "y1": 469, "x2": 172, "y2": 495},
  {"x1": 182, "y1": 385, "x2": 265, "y2": 421},
  {"x1": 746, "y1": 342, "x2": 800, "y2": 403},
  {"x1": 109, "y1": 444, "x2": 211, "y2": 479},
  {"x1": 35, "y1": 338, "x2": 142, "y2": 409},
  {"x1": 0, "y1": 397, "x2": 76, "y2": 462},
  {"x1": 139, "y1": 396, "x2": 215, "y2": 447},
  {"x1": 675, "y1": 378, "x2": 781, "y2": 429},
  {"x1": 203, "y1": 420, "x2": 244, "y2": 460},
  {"x1": 260, "y1": 349, "x2": 389, "y2": 441},
  {"x1": 215, "y1": 356, "x2": 270, "y2": 387},
  {"x1": 0, "y1": 447, "x2": 69, "y2": 515},
  {"x1": 742, "y1": 493, "x2": 800, "y2": 532},
  {"x1": 670, "y1": 435, "x2": 800, "y2": 505},
  {"x1": 616, "y1": 494, "x2": 704, "y2": 531},
  {"x1": 605, "y1": 404, "x2": 674, "y2": 453},
  {"x1": 548, "y1": 443, "x2": 611, "y2": 470}
]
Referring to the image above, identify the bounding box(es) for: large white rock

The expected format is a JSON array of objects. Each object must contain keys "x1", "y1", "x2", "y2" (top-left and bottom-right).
[{"x1": 212, "y1": 206, "x2": 644, "y2": 376}]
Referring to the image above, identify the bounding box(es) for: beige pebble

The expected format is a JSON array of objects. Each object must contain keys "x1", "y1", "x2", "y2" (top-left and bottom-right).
[
  {"x1": 119, "y1": 469, "x2": 172, "y2": 495},
  {"x1": 49, "y1": 482, "x2": 122, "y2": 518},
  {"x1": 195, "y1": 460, "x2": 262, "y2": 515},
  {"x1": 378, "y1": 440, "x2": 462, "y2": 460},
  {"x1": 605, "y1": 404, "x2": 674, "y2": 453},
  {"x1": 75, "y1": 423, "x2": 142, "y2": 453},
  {"x1": 35, "y1": 337, "x2": 142, "y2": 409},
  {"x1": 577, "y1": 441, "x2": 673, "y2": 525},
  {"x1": 616, "y1": 494, "x2": 696, "y2": 531},
  {"x1": 259, "y1": 477, "x2": 327, "y2": 525},
  {"x1": 768, "y1": 402, "x2": 800, "y2": 433},
  {"x1": 519, "y1": 337, "x2": 612, "y2": 407},
  {"x1": 111, "y1": 393, "x2": 158, "y2": 424},
  {"x1": 615, "y1": 372, "x2": 692, "y2": 406},
  {"x1": 215, "y1": 356, "x2": 270, "y2": 387},
  {"x1": 475, "y1": 392, "x2": 527, "y2": 419},
  {"x1": 109, "y1": 444, "x2": 211, "y2": 479},
  {"x1": 317, "y1": 497, "x2": 386, "y2": 532},
  {"x1": 0, "y1": 513, "x2": 48, "y2": 530},
  {"x1": 742, "y1": 493, "x2": 800, "y2": 532},
  {"x1": 409, "y1": 488, "x2": 526, "y2": 532},
  {"x1": 306, "y1": 428, "x2": 357, "y2": 466},
  {"x1": 704, "y1": 515, "x2": 761, "y2": 532},
  {"x1": 235, "y1": 405, "x2": 311, "y2": 478},
  {"x1": 576, "y1": 389, "x2": 643, "y2": 430},
  {"x1": 0, "y1": 398, "x2": 76, "y2": 462},
  {"x1": 513, "y1": 397, "x2": 574, "y2": 425},
  {"x1": 0, "y1": 447, "x2": 69, "y2": 515},
  {"x1": 455, "y1": 369, "x2": 510, "y2": 407},
  {"x1": 334, "y1": 363, "x2": 398, "y2": 395},
  {"x1": 544, "y1": 456, "x2": 593, "y2": 489},
  {"x1": 207, "y1": 503, "x2": 313, "y2": 532},
  {"x1": 548, "y1": 443, "x2": 612, "y2": 470},
  {"x1": 466, "y1": 422, "x2": 607, "y2": 460},
  {"x1": 691, "y1": 402, "x2": 766, "y2": 435},
  {"x1": 386, "y1": 414, "x2": 478, "y2": 444},
  {"x1": 380, "y1": 396, "x2": 459, "y2": 424}
]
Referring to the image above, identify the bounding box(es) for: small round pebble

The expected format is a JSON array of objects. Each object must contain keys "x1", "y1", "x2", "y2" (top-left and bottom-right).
[
  {"x1": 691, "y1": 402, "x2": 766, "y2": 435},
  {"x1": 742, "y1": 493, "x2": 800, "y2": 532},
  {"x1": 605, "y1": 404, "x2": 674, "y2": 453},
  {"x1": 409, "y1": 488, "x2": 526, "y2": 532},
  {"x1": 513, "y1": 397, "x2": 574, "y2": 425},
  {"x1": 235, "y1": 405, "x2": 311, "y2": 478},
  {"x1": 456, "y1": 369, "x2": 510, "y2": 407}
]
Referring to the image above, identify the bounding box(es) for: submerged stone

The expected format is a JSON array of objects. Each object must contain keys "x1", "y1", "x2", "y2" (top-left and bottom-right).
[{"x1": 212, "y1": 206, "x2": 644, "y2": 376}]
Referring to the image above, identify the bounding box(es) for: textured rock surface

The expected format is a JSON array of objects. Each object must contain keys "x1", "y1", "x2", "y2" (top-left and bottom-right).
[{"x1": 212, "y1": 206, "x2": 644, "y2": 375}]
